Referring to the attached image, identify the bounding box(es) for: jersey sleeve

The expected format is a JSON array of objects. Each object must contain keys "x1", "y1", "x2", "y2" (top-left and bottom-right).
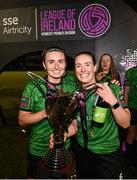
[
  {"x1": 125, "y1": 67, "x2": 137, "y2": 86},
  {"x1": 19, "y1": 80, "x2": 38, "y2": 111}
]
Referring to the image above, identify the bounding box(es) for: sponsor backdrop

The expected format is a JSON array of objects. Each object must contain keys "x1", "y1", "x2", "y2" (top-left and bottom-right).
[
  {"x1": 0, "y1": 0, "x2": 137, "y2": 71},
  {"x1": 0, "y1": 7, "x2": 36, "y2": 42},
  {"x1": 0, "y1": 3, "x2": 111, "y2": 42}
]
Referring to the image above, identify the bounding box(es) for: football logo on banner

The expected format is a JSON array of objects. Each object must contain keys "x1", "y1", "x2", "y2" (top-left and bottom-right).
[{"x1": 78, "y1": 4, "x2": 111, "y2": 38}]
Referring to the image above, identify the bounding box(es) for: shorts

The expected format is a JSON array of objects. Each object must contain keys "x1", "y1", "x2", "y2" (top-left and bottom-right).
[
  {"x1": 27, "y1": 153, "x2": 42, "y2": 178},
  {"x1": 129, "y1": 109, "x2": 137, "y2": 125},
  {"x1": 75, "y1": 144, "x2": 124, "y2": 179}
]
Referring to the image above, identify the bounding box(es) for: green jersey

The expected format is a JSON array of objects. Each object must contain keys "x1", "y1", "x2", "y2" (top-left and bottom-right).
[
  {"x1": 76, "y1": 83, "x2": 121, "y2": 154},
  {"x1": 19, "y1": 72, "x2": 77, "y2": 157},
  {"x1": 100, "y1": 72, "x2": 112, "y2": 82},
  {"x1": 99, "y1": 72, "x2": 120, "y2": 83},
  {"x1": 125, "y1": 66, "x2": 137, "y2": 110}
]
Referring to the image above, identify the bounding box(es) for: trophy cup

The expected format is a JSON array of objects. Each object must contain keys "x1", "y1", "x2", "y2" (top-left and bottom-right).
[
  {"x1": 38, "y1": 92, "x2": 78, "y2": 178},
  {"x1": 43, "y1": 93, "x2": 75, "y2": 168}
]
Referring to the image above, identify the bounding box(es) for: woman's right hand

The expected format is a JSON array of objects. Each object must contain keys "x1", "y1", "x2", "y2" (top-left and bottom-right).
[
  {"x1": 49, "y1": 132, "x2": 68, "y2": 149},
  {"x1": 96, "y1": 72, "x2": 106, "y2": 81}
]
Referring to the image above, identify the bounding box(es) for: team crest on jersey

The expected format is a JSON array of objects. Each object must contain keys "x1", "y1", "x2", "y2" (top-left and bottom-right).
[{"x1": 20, "y1": 97, "x2": 30, "y2": 107}]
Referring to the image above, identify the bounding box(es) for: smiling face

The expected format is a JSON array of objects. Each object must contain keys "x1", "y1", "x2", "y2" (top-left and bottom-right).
[
  {"x1": 101, "y1": 55, "x2": 111, "y2": 73},
  {"x1": 75, "y1": 53, "x2": 96, "y2": 87},
  {"x1": 43, "y1": 51, "x2": 66, "y2": 83}
]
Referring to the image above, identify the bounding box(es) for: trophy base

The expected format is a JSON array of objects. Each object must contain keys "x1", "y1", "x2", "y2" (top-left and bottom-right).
[
  {"x1": 37, "y1": 149, "x2": 74, "y2": 179},
  {"x1": 37, "y1": 159, "x2": 72, "y2": 179},
  {"x1": 42, "y1": 145, "x2": 70, "y2": 169}
]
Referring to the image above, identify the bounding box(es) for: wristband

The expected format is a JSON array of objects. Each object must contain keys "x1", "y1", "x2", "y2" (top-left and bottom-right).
[{"x1": 111, "y1": 102, "x2": 120, "y2": 109}]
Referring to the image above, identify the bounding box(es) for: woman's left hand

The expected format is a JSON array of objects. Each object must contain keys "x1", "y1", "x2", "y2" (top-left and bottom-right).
[{"x1": 96, "y1": 82, "x2": 118, "y2": 106}]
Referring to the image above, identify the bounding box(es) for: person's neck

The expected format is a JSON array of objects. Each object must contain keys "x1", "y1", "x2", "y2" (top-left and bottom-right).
[
  {"x1": 82, "y1": 80, "x2": 96, "y2": 90},
  {"x1": 48, "y1": 77, "x2": 61, "y2": 84}
]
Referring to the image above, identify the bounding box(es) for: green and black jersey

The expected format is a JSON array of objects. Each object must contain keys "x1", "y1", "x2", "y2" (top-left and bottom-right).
[
  {"x1": 98, "y1": 71, "x2": 120, "y2": 83},
  {"x1": 125, "y1": 66, "x2": 137, "y2": 110},
  {"x1": 99, "y1": 72, "x2": 112, "y2": 83},
  {"x1": 76, "y1": 83, "x2": 122, "y2": 154},
  {"x1": 19, "y1": 72, "x2": 77, "y2": 157}
]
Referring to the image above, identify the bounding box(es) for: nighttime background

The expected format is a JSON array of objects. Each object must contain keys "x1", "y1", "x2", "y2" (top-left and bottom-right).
[{"x1": 0, "y1": 0, "x2": 137, "y2": 178}]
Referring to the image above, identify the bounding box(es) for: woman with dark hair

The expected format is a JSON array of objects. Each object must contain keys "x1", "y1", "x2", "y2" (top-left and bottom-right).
[
  {"x1": 50, "y1": 51, "x2": 131, "y2": 179},
  {"x1": 18, "y1": 46, "x2": 77, "y2": 178},
  {"x1": 72, "y1": 51, "x2": 130, "y2": 179},
  {"x1": 96, "y1": 53, "x2": 120, "y2": 82}
]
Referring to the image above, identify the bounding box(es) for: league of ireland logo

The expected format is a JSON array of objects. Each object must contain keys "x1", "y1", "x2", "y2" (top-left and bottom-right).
[{"x1": 78, "y1": 4, "x2": 111, "y2": 38}]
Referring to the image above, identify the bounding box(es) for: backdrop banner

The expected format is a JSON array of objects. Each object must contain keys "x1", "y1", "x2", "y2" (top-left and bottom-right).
[
  {"x1": 0, "y1": 7, "x2": 36, "y2": 42},
  {"x1": 0, "y1": 3, "x2": 111, "y2": 42}
]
